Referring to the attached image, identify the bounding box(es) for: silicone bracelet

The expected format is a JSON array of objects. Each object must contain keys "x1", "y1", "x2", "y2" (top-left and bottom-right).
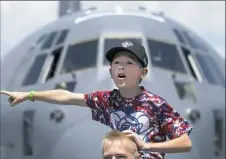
[{"x1": 28, "y1": 91, "x2": 36, "y2": 101}]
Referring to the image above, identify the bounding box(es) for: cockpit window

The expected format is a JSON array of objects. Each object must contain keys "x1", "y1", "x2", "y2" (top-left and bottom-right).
[
  {"x1": 195, "y1": 53, "x2": 225, "y2": 87},
  {"x1": 173, "y1": 29, "x2": 186, "y2": 45},
  {"x1": 61, "y1": 40, "x2": 98, "y2": 73},
  {"x1": 22, "y1": 54, "x2": 47, "y2": 86},
  {"x1": 183, "y1": 31, "x2": 208, "y2": 52},
  {"x1": 41, "y1": 31, "x2": 58, "y2": 50},
  {"x1": 36, "y1": 34, "x2": 46, "y2": 45},
  {"x1": 147, "y1": 39, "x2": 186, "y2": 73},
  {"x1": 103, "y1": 38, "x2": 142, "y2": 65},
  {"x1": 56, "y1": 29, "x2": 69, "y2": 45}
]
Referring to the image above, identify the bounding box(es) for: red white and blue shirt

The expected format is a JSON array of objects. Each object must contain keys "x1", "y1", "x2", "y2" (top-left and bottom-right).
[{"x1": 84, "y1": 86, "x2": 193, "y2": 159}]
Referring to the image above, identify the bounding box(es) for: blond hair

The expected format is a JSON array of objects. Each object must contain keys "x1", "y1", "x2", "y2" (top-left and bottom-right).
[
  {"x1": 102, "y1": 130, "x2": 138, "y2": 154},
  {"x1": 103, "y1": 129, "x2": 129, "y2": 142}
]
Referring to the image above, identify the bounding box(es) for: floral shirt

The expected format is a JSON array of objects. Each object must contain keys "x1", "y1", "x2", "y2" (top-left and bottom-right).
[{"x1": 84, "y1": 87, "x2": 193, "y2": 159}]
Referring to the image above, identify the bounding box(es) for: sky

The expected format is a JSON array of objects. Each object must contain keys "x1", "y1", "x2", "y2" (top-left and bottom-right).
[{"x1": 1, "y1": 1, "x2": 225, "y2": 60}]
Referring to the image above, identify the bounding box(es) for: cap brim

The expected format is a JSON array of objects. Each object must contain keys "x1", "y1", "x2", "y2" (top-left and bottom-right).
[{"x1": 105, "y1": 47, "x2": 135, "y2": 62}]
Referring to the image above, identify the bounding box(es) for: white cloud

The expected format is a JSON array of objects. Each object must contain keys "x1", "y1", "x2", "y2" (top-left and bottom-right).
[{"x1": 1, "y1": 1, "x2": 225, "y2": 60}]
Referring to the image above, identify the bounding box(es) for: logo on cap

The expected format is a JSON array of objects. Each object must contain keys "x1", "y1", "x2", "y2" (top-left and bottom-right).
[{"x1": 121, "y1": 41, "x2": 134, "y2": 48}]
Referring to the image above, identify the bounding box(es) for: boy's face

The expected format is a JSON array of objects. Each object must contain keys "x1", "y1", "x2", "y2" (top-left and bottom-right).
[{"x1": 109, "y1": 51, "x2": 146, "y2": 89}]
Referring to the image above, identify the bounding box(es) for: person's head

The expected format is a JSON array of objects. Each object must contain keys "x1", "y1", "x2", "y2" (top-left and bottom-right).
[
  {"x1": 102, "y1": 130, "x2": 141, "y2": 159},
  {"x1": 105, "y1": 41, "x2": 148, "y2": 89}
]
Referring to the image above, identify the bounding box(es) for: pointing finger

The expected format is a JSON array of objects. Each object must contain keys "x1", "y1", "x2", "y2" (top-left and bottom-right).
[{"x1": 0, "y1": 91, "x2": 11, "y2": 96}]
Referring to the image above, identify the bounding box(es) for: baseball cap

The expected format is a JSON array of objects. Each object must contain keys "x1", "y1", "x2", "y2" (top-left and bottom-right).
[{"x1": 105, "y1": 40, "x2": 148, "y2": 68}]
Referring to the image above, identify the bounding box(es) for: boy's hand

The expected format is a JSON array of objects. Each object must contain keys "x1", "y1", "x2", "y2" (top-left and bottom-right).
[
  {"x1": 122, "y1": 130, "x2": 147, "y2": 150},
  {"x1": 0, "y1": 91, "x2": 29, "y2": 107}
]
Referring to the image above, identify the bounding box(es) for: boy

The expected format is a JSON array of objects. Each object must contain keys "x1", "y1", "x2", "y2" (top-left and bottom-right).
[{"x1": 1, "y1": 41, "x2": 192, "y2": 159}]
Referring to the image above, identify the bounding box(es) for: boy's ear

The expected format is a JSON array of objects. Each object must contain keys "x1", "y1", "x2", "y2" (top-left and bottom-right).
[{"x1": 141, "y1": 68, "x2": 148, "y2": 78}]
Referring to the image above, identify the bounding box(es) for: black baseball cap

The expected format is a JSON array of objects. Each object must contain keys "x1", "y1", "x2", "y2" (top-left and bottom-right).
[{"x1": 105, "y1": 40, "x2": 148, "y2": 68}]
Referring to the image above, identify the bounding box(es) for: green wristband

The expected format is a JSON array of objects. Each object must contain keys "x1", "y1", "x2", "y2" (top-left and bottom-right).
[{"x1": 28, "y1": 91, "x2": 36, "y2": 101}]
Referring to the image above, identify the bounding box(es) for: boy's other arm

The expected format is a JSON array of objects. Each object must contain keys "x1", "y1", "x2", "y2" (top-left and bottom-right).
[
  {"x1": 143, "y1": 133, "x2": 192, "y2": 153},
  {"x1": 123, "y1": 130, "x2": 192, "y2": 153}
]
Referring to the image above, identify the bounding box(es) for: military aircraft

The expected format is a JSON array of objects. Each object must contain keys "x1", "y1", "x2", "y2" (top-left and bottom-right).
[{"x1": 0, "y1": 1, "x2": 225, "y2": 159}]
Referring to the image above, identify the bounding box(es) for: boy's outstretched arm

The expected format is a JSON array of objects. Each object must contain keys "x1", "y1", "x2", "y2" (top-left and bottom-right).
[{"x1": 0, "y1": 89, "x2": 87, "y2": 107}]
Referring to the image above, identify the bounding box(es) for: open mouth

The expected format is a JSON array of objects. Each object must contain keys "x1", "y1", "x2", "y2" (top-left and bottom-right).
[{"x1": 118, "y1": 73, "x2": 126, "y2": 79}]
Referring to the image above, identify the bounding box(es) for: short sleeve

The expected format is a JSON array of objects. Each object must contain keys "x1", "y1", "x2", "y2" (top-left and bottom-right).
[
  {"x1": 157, "y1": 102, "x2": 193, "y2": 140},
  {"x1": 84, "y1": 90, "x2": 111, "y2": 126}
]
